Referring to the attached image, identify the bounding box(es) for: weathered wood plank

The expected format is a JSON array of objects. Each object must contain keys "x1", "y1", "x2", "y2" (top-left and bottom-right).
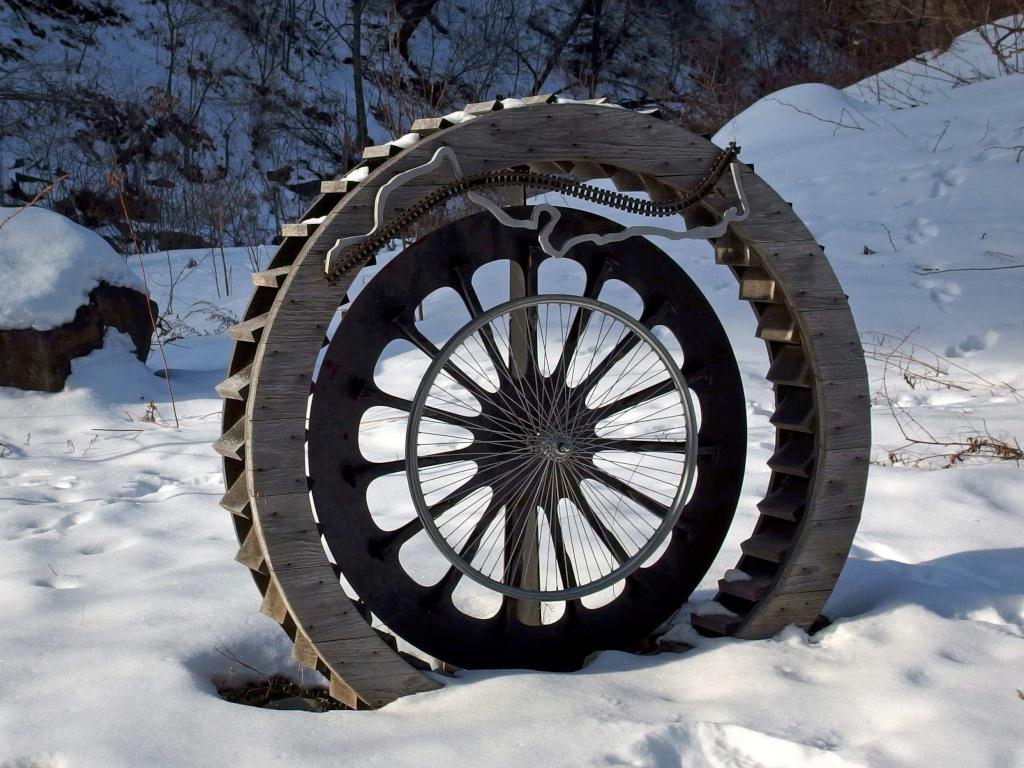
[
  {"x1": 767, "y1": 345, "x2": 811, "y2": 387},
  {"x1": 362, "y1": 142, "x2": 405, "y2": 161},
  {"x1": 252, "y1": 266, "x2": 292, "y2": 288},
  {"x1": 320, "y1": 178, "x2": 359, "y2": 194},
  {"x1": 215, "y1": 363, "x2": 252, "y2": 401},
  {"x1": 816, "y1": 378, "x2": 872, "y2": 450},
  {"x1": 235, "y1": 526, "x2": 266, "y2": 573},
  {"x1": 718, "y1": 573, "x2": 773, "y2": 602},
  {"x1": 228, "y1": 313, "x2": 269, "y2": 343},
  {"x1": 219, "y1": 472, "x2": 251, "y2": 518},
  {"x1": 690, "y1": 611, "x2": 742, "y2": 637},
  {"x1": 736, "y1": 591, "x2": 833, "y2": 636},
  {"x1": 770, "y1": 387, "x2": 815, "y2": 433},
  {"x1": 259, "y1": 577, "x2": 290, "y2": 623},
  {"x1": 739, "y1": 267, "x2": 778, "y2": 302},
  {"x1": 281, "y1": 222, "x2": 315, "y2": 238},
  {"x1": 329, "y1": 675, "x2": 361, "y2": 709},
  {"x1": 740, "y1": 531, "x2": 792, "y2": 563},
  {"x1": 756, "y1": 305, "x2": 797, "y2": 342},
  {"x1": 767, "y1": 436, "x2": 815, "y2": 477},
  {"x1": 292, "y1": 628, "x2": 320, "y2": 669},
  {"x1": 213, "y1": 416, "x2": 246, "y2": 461},
  {"x1": 410, "y1": 116, "x2": 455, "y2": 136},
  {"x1": 463, "y1": 99, "x2": 501, "y2": 114},
  {"x1": 755, "y1": 241, "x2": 849, "y2": 311},
  {"x1": 756, "y1": 482, "x2": 805, "y2": 522}
]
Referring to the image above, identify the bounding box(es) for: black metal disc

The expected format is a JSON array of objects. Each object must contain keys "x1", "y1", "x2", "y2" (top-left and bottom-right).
[{"x1": 308, "y1": 207, "x2": 746, "y2": 670}]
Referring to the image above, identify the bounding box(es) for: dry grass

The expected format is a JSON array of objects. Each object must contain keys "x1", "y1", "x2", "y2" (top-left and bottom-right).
[
  {"x1": 863, "y1": 330, "x2": 1023, "y2": 468},
  {"x1": 212, "y1": 646, "x2": 347, "y2": 712}
]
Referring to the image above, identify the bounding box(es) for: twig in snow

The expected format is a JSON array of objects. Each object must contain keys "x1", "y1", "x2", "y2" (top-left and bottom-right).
[
  {"x1": 978, "y1": 115, "x2": 993, "y2": 145},
  {"x1": 982, "y1": 143, "x2": 1024, "y2": 162},
  {"x1": 215, "y1": 646, "x2": 273, "y2": 681},
  {"x1": 109, "y1": 166, "x2": 180, "y2": 428},
  {"x1": 914, "y1": 263, "x2": 1024, "y2": 275},
  {"x1": 881, "y1": 223, "x2": 898, "y2": 252},
  {"x1": 932, "y1": 119, "x2": 952, "y2": 152},
  {"x1": 864, "y1": 330, "x2": 1023, "y2": 469}
]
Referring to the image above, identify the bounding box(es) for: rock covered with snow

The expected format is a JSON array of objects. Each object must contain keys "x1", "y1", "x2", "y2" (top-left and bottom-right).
[{"x1": 0, "y1": 206, "x2": 144, "y2": 331}]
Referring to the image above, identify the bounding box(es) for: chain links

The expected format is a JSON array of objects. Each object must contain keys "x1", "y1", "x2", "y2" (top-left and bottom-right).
[{"x1": 326, "y1": 142, "x2": 739, "y2": 284}]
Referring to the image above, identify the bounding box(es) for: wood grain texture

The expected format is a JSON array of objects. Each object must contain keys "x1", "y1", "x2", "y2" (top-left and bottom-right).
[
  {"x1": 228, "y1": 313, "x2": 269, "y2": 343},
  {"x1": 252, "y1": 267, "x2": 292, "y2": 288},
  {"x1": 230, "y1": 100, "x2": 868, "y2": 678},
  {"x1": 215, "y1": 363, "x2": 252, "y2": 401},
  {"x1": 219, "y1": 472, "x2": 251, "y2": 518}
]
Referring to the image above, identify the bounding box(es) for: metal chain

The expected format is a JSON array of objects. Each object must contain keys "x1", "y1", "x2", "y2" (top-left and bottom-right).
[{"x1": 326, "y1": 142, "x2": 739, "y2": 284}]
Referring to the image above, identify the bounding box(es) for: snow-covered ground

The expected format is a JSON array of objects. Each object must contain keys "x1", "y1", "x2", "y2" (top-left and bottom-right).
[{"x1": 1, "y1": 23, "x2": 1022, "y2": 768}]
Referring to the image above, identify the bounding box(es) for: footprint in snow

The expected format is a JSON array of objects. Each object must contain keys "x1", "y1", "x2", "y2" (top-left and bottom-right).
[
  {"x1": 615, "y1": 722, "x2": 862, "y2": 768},
  {"x1": 52, "y1": 475, "x2": 78, "y2": 490},
  {"x1": 775, "y1": 664, "x2": 816, "y2": 684},
  {"x1": 906, "y1": 217, "x2": 939, "y2": 244},
  {"x1": 930, "y1": 166, "x2": 967, "y2": 198},
  {"x1": 912, "y1": 278, "x2": 961, "y2": 307},
  {"x1": 54, "y1": 510, "x2": 91, "y2": 531},
  {"x1": 32, "y1": 575, "x2": 81, "y2": 590},
  {"x1": 904, "y1": 666, "x2": 931, "y2": 686},
  {"x1": 77, "y1": 543, "x2": 109, "y2": 555},
  {"x1": 1, "y1": 753, "x2": 71, "y2": 768},
  {"x1": 937, "y1": 646, "x2": 970, "y2": 664},
  {"x1": 118, "y1": 475, "x2": 169, "y2": 498},
  {"x1": 946, "y1": 329, "x2": 998, "y2": 358}
]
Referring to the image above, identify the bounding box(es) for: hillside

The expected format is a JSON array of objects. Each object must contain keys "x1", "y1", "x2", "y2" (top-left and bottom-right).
[
  {"x1": 0, "y1": 20, "x2": 1022, "y2": 768},
  {"x1": 2, "y1": 1, "x2": 1017, "y2": 250}
]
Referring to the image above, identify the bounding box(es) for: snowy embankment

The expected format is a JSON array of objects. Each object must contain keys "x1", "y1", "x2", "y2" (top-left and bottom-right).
[{"x1": 1, "y1": 20, "x2": 1022, "y2": 768}]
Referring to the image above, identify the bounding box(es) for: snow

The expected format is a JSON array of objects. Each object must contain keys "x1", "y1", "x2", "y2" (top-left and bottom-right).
[
  {"x1": 0, "y1": 207, "x2": 144, "y2": 330},
  {"x1": 342, "y1": 165, "x2": 370, "y2": 183},
  {"x1": 2, "y1": 23, "x2": 1024, "y2": 768},
  {"x1": 846, "y1": 16, "x2": 1024, "y2": 107},
  {"x1": 392, "y1": 132, "x2": 422, "y2": 149},
  {"x1": 442, "y1": 110, "x2": 476, "y2": 125}
]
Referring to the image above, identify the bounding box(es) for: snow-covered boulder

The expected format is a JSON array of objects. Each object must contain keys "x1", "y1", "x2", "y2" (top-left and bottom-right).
[{"x1": 0, "y1": 206, "x2": 156, "y2": 391}]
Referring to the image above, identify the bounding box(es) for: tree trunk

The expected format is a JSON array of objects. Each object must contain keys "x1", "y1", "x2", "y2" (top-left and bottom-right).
[{"x1": 352, "y1": 0, "x2": 368, "y2": 148}]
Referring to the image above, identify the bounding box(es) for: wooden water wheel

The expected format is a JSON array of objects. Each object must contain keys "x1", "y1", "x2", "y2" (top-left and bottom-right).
[{"x1": 216, "y1": 97, "x2": 869, "y2": 709}]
